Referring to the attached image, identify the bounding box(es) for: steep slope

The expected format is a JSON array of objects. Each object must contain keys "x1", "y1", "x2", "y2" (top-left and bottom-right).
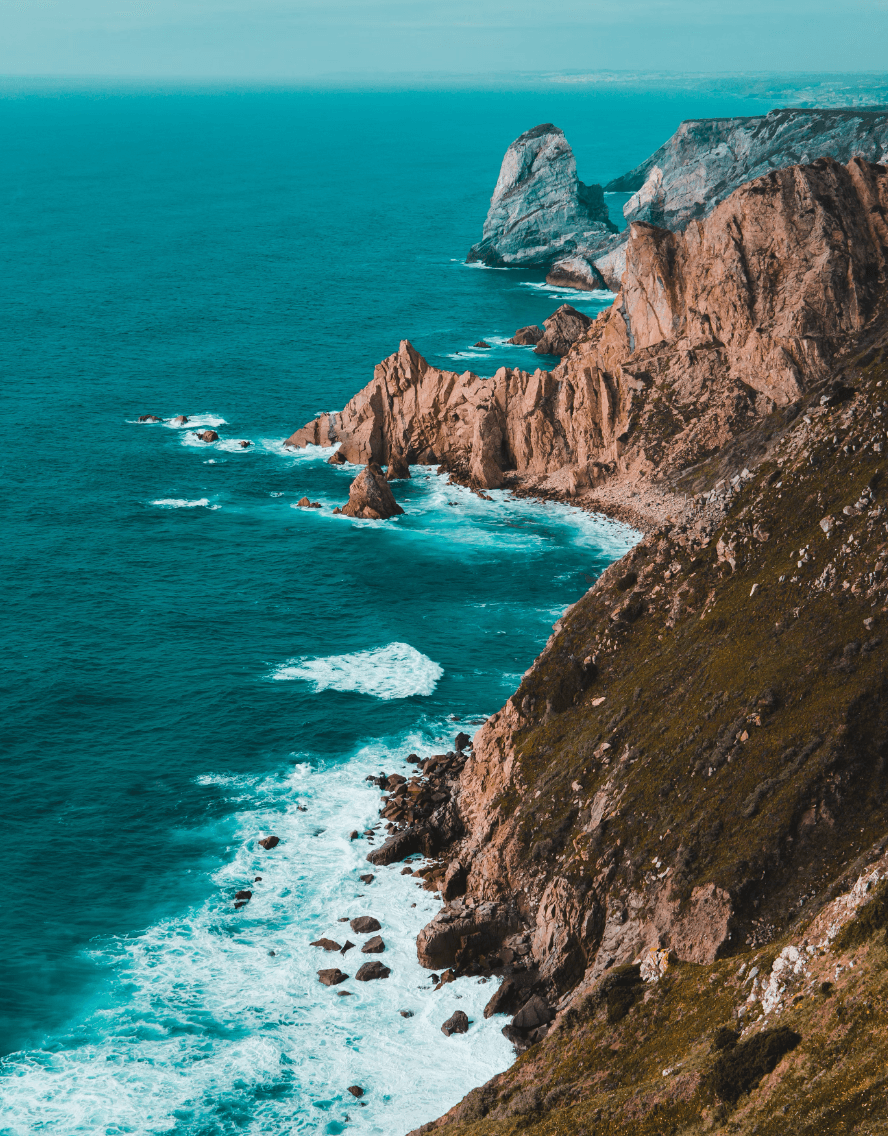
[
  {"x1": 401, "y1": 317, "x2": 888, "y2": 1136},
  {"x1": 466, "y1": 124, "x2": 617, "y2": 269}
]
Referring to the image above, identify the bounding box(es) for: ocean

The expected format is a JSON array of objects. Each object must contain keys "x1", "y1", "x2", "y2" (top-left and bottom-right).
[{"x1": 1, "y1": 81, "x2": 777, "y2": 1134}]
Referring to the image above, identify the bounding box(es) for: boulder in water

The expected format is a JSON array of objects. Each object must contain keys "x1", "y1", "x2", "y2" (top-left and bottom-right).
[
  {"x1": 350, "y1": 916, "x2": 381, "y2": 933},
  {"x1": 318, "y1": 968, "x2": 348, "y2": 986},
  {"x1": 361, "y1": 935, "x2": 385, "y2": 954},
  {"x1": 441, "y1": 1010, "x2": 470, "y2": 1036},
  {"x1": 508, "y1": 324, "x2": 543, "y2": 346},
  {"x1": 196, "y1": 429, "x2": 219, "y2": 443},
  {"x1": 311, "y1": 938, "x2": 342, "y2": 951},
  {"x1": 546, "y1": 255, "x2": 607, "y2": 291},
  {"x1": 355, "y1": 961, "x2": 391, "y2": 981},
  {"x1": 327, "y1": 450, "x2": 347, "y2": 465},
  {"x1": 341, "y1": 463, "x2": 404, "y2": 519},
  {"x1": 138, "y1": 414, "x2": 161, "y2": 423},
  {"x1": 258, "y1": 835, "x2": 280, "y2": 849},
  {"x1": 170, "y1": 415, "x2": 188, "y2": 426}
]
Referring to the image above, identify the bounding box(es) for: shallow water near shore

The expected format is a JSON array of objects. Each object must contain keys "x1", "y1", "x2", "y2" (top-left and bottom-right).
[{"x1": 2, "y1": 80, "x2": 780, "y2": 1133}]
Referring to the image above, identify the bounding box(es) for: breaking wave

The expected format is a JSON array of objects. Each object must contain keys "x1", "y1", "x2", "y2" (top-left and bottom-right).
[{"x1": 272, "y1": 643, "x2": 443, "y2": 699}]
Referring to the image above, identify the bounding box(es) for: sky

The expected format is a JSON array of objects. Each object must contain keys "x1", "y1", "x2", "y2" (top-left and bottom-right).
[{"x1": 0, "y1": 0, "x2": 886, "y2": 80}]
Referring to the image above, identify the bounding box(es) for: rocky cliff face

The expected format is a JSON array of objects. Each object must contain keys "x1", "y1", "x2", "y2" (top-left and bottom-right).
[
  {"x1": 466, "y1": 124, "x2": 617, "y2": 269},
  {"x1": 286, "y1": 154, "x2": 888, "y2": 1133},
  {"x1": 288, "y1": 158, "x2": 888, "y2": 495},
  {"x1": 606, "y1": 106, "x2": 888, "y2": 236}
]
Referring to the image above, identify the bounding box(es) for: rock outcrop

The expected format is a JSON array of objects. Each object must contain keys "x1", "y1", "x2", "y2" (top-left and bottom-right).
[
  {"x1": 533, "y1": 304, "x2": 592, "y2": 357},
  {"x1": 607, "y1": 106, "x2": 888, "y2": 232},
  {"x1": 545, "y1": 256, "x2": 607, "y2": 291},
  {"x1": 286, "y1": 158, "x2": 888, "y2": 494},
  {"x1": 466, "y1": 124, "x2": 616, "y2": 268},
  {"x1": 508, "y1": 325, "x2": 543, "y2": 346},
  {"x1": 340, "y1": 464, "x2": 404, "y2": 519}
]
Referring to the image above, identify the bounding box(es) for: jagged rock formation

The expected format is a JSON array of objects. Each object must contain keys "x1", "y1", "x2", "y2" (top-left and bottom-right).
[
  {"x1": 466, "y1": 124, "x2": 617, "y2": 268},
  {"x1": 396, "y1": 163, "x2": 888, "y2": 1136},
  {"x1": 533, "y1": 304, "x2": 592, "y2": 357},
  {"x1": 339, "y1": 463, "x2": 404, "y2": 519},
  {"x1": 607, "y1": 106, "x2": 888, "y2": 232},
  {"x1": 287, "y1": 158, "x2": 888, "y2": 497}
]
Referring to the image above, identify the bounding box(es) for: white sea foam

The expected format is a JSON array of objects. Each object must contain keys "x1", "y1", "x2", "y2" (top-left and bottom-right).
[
  {"x1": 273, "y1": 642, "x2": 443, "y2": 699},
  {"x1": 164, "y1": 414, "x2": 227, "y2": 429},
  {"x1": 518, "y1": 281, "x2": 615, "y2": 301},
  {"x1": 0, "y1": 726, "x2": 512, "y2": 1136},
  {"x1": 151, "y1": 497, "x2": 212, "y2": 509}
]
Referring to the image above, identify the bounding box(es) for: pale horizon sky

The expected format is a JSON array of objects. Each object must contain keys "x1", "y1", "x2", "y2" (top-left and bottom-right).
[{"x1": 1, "y1": 0, "x2": 886, "y2": 80}]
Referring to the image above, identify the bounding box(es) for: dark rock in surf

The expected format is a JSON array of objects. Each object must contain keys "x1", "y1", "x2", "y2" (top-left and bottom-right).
[
  {"x1": 234, "y1": 890, "x2": 252, "y2": 901},
  {"x1": 350, "y1": 916, "x2": 381, "y2": 934},
  {"x1": 342, "y1": 463, "x2": 405, "y2": 519},
  {"x1": 385, "y1": 454, "x2": 411, "y2": 481},
  {"x1": 258, "y1": 835, "x2": 280, "y2": 849},
  {"x1": 347, "y1": 1086, "x2": 365, "y2": 1098},
  {"x1": 441, "y1": 1010, "x2": 470, "y2": 1036},
  {"x1": 310, "y1": 938, "x2": 342, "y2": 951},
  {"x1": 318, "y1": 968, "x2": 348, "y2": 986},
  {"x1": 361, "y1": 935, "x2": 385, "y2": 954},
  {"x1": 355, "y1": 961, "x2": 391, "y2": 981},
  {"x1": 138, "y1": 414, "x2": 161, "y2": 423}
]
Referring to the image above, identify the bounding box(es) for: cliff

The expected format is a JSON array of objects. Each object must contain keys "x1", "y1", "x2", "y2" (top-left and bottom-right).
[
  {"x1": 466, "y1": 124, "x2": 617, "y2": 269},
  {"x1": 287, "y1": 157, "x2": 888, "y2": 491},
  {"x1": 607, "y1": 106, "x2": 888, "y2": 232},
  {"x1": 288, "y1": 156, "x2": 888, "y2": 1133}
]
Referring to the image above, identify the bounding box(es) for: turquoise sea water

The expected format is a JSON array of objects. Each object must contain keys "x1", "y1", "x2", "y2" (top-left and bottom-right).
[{"x1": 1, "y1": 83, "x2": 776, "y2": 1134}]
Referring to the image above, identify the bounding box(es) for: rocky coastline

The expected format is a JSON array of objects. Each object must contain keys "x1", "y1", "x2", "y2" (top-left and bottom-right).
[{"x1": 283, "y1": 128, "x2": 888, "y2": 1132}]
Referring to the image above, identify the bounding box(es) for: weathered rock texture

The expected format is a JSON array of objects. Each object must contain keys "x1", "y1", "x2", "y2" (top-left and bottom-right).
[
  {"x1": 545, "y1": 255, "x2": 607, "y2": 291},
  {"x1": 402, "y1": 161, "x2": 888, "y2": 1136},
  {"x1": 287, "y1": 158, "x2": 888, "y2": 497},
  {"x1": 340, "y1": 463, "x2": 404, "y2": 519},
  {"x1": 466, "y1": 124, "x2": 616, "y2": 268},
  {"x1": 533, "y1": 304, "x2": 592, "y2": 357},
  {"x1": 608, "y1": 106, "x2": 888, "y2": 232}
]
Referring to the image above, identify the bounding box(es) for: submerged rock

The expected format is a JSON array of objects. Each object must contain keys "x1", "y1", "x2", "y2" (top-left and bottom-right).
[
  {"x1": 170, "y1": 415, "x2": 188, "y2": 426},
  {"x1": 310, "y1": 938, "x2": 342, "y2": 951},
  {"x1": 138, "y1": 414, "x2": 161, "y2": 423},
  {"x1": 473, "y1": 340, "x2": 491, "y2": 349},
  {"x1": 467, "y1": 124, "x2": 616, "y2": 268},
  {"x1": 341, "y1": 464, "x2": 405, "y2": 520}
]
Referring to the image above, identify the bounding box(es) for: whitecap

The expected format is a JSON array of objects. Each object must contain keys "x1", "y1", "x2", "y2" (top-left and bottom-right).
[
  {"x1": 518, "y1": 281, "x2": 615, "y2": 301},
  {"x1": 163, "y1": 414, "x2": 226, "y2": 429},
  {"x1": 151, "y1": 498, "x2": 211, "y2": 509},
  {"x1": 272, "y1": 642, "x2": 443, "y2": 699}
]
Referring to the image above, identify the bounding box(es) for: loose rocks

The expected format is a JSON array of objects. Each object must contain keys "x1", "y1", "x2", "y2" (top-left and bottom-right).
[
  {"x1": 318, "y1": 968, "x2": 348, "y2": 986},
  {"x1": 355, "y1": 961, "x2": 391, "y2": 981},
  {"x1": 441, "y1": 1010, "x2": 470, "y2": 1036},
  {"x1": 350, "y1": 916, "x2": 381, "y2": 933},
  {"x1": 361, "y1": 935, "x2": 385, "y2": 954}
]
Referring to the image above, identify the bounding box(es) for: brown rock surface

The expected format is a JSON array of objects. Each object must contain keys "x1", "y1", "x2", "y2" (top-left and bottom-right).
[
  {"x1": 341, "y1": 464, "x2": 405, "y2": 520},
  {"x1": 310, "y1": 938, "x2": 342, "y2": 951},
  {"x1": 285, "y1": 158, "x2": 888, "y2": 498},
  {"x1": 508, "y1": 325, "x2": 543, "y2": 346},
  {"x1": 355, "y1": 961, "x2": 391, "y2": 981},
  {"x1": 317, "y1": 968, "x2": 348, "y2": 986},
  {"x1": 385, "y1": 454, "x2": 410, "y2": 480},
  {"x1": 533, "y1": 304, "x2": 593, "y2": 356},
  {"x1": 196, "y1": 430, "x2": 218, "y2": 443}
]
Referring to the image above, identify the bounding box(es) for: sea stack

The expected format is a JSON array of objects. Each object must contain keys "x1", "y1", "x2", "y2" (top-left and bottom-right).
[
  {"x1": 466, "y1": 124, "x2": 617, "y2": 268},
  {"x1": 341, "y1": 464, "x2": 405, "y2": 520}
]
